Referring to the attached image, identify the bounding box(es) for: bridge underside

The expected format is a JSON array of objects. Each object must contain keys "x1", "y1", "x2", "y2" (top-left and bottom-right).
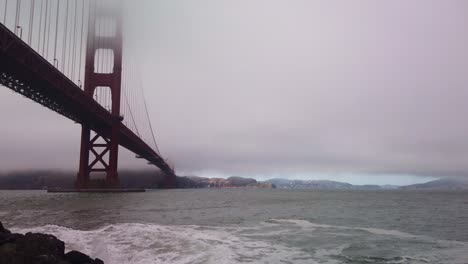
[{"x1": 0, "y1": 23, "x2": 175, "y2": 186}]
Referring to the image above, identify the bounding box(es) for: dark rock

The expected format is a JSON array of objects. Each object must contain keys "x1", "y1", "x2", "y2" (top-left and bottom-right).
[
  {"x1": 34, "y1": 254, "x2": 70, "y2": 264},
  {"x1": 0, "y1": 222, "x2": 12, "y2": 246},
  {"x1": 0, "y1": 242, "x2": 17, "y2": 256},
  {"x1": 15, "y1": 232, "x2": 65, "y2": 259},
  {"x1": 65, "y1": 250, "x2": 104, "y2": 264},
  {"x1": 0, "y1": 243, "x2": 18, "y2": 264},
  {"x1": 0, "y1": 222, "x2": 10, "y2": 234},
  {"x1": 0, "y1": 222, "x2": 103, "y2": 264}
]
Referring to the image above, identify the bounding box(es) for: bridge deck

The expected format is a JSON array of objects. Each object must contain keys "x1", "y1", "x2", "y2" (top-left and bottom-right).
[{"x1": 0, "y1": 23, "x2": 174, "y2": 177}]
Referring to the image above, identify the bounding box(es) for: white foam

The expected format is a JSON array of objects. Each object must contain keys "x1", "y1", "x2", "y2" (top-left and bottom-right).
[
  {"x1": 269, "y1": 219, "x2": 335, "y2": 229},
  {"x1": 358, "y1": 227, "x2": 418, "y2": 238},
  {"x1": 12, "y1": 223, "x2": 317, "y2": 264},
  {"x1": 386, "y1": 256, "x2": 430, "y2": 263},
  {"x1": 11, "y1": 220, "x2": 468, "y2": 264},
  {"x1": 271, "y1": 219, "x2": 419, "y2": 239}
]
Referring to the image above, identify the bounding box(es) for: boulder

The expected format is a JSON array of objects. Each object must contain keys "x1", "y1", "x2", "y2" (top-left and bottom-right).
[
  {"x1": 0, "y1": 222, "x2": 10, "y2": 234},
  {"x1": 0, "y1": 221, "x2": 104, "y2": 264},
  {"x1": 15, "y1": 232, "x2": 65, "y2": 259},
  {"x1": 0, "y1": 222, "x2": 12, "y2": 245},
  {"x1": 65, "y1": 251, "x2": 104, "y2": 264}
]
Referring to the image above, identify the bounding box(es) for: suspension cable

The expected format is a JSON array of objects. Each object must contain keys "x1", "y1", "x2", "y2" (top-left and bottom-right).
[
  {"x1": 77, "y1": 0, "x2": 86, "y2": 88},
  {"x1": 14, "y1": 0, "x2": 21, "y2": 34},
  {"x1": 41, "y1": 0, "x2": 48, "y2": 55},
  {"x1": 139, "y1": 74, "x2": 161, "y2": 154},
  {"x1": 70, "y1": 0, "x2": 78, "y2": 82},
  {"x1": 3, "y1": 0, "x2": 7, "y2": 25},
  {"x1": 66, "y1": 0, "x2": 75, "y2": 77},
  {"x1": 45, "y1": 0, "x2": 52, "y2": 60},
  {"x1": 28, "y1": 0, "x2": 35, "y2": 44},
  {"x1": 37, "y1": 0, "x2": 43, "y2": 51},
  {"x1": 61, "y1": 0, "x2": 69, "y2": 72},
  {"x1": 53, "y1": 0, "x2": 59, "y2": 67}
]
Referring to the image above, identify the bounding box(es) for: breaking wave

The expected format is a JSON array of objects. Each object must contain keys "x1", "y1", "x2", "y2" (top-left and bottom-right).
[{"x1": 12, "y1": 219, "x2": 468, "y2": 264}]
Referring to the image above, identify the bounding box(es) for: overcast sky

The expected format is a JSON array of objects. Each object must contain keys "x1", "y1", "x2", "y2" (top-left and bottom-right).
[{"x1": 1, "y1": 0, "x2": 468, "y2": 185}]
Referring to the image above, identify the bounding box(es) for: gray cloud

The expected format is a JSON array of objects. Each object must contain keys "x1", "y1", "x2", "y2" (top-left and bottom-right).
[{"x1": 1, "y1": 0, "x2": 468, "y2": 183}]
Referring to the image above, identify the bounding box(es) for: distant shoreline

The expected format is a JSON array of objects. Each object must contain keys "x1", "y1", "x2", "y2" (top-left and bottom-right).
[{"x1": 0, "y1": 171, "x2": 467, "y2": 191}]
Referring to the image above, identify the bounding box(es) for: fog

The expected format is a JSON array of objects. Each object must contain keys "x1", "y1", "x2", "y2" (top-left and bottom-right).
[{"x1": 1, "y1": 0, "x2": 468, "y2": 185}]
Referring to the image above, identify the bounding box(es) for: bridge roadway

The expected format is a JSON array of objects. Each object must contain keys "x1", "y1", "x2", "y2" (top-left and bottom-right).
[{"x1": 0, "y1": 23, "x2": 175, "y2": 177}]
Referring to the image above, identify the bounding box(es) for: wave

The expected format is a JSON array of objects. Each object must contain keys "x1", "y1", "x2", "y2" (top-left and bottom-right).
[
  {"x1": 12, "y1": 223, "x2": 316, "y2": 264},
  {"x1": 11, "y1": 220, "x2": 468, "y2": 264},
  {"x1": 269, "y1": 219, "x2": 419, "y2": 239}
]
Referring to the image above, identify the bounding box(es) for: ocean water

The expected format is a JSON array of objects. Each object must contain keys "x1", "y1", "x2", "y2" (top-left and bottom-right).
[{"x1": 1, "y1": 189, "x2": 467, "y2": 264}]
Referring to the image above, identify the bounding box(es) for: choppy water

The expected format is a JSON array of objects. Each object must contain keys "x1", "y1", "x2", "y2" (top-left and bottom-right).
[{"x1": 1, "y1": 189, "x2": 468, "y2": 263}]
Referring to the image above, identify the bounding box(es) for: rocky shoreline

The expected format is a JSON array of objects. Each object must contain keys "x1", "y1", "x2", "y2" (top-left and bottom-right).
[{"x1": 0, "y1": 222, "x2": 103, "y2": 264}]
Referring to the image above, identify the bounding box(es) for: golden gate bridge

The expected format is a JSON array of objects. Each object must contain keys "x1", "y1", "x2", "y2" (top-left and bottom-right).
[{"x1": 0, "y1": 0, "x2": 176, "y2": 189}]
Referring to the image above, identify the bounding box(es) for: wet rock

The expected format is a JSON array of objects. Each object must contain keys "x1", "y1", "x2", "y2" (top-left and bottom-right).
[
  {"x1": 16, "y1": 233, "x2": 65, "y2": 258},
  {"x1": 34, "y1": 254, "x2": 70, "y2": 264},
  {"x1": 0, "y1": 221, "x2": 104, "y2": 264},
  {"x1": 0, "y1": 222, "x2": 12, "y2": 245},
  {"x1": 0, "y1": 242, "x2": 16, "y2": 257},
  {"x1": 65, "y1": 250, "x2": 104, "y2": 264},
  {"x1": 0, "y1": 222, "x2": 10, "y2": 233}
]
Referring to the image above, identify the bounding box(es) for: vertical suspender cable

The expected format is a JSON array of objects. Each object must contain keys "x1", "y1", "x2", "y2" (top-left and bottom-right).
[
  {"x1": 28, "y1": 0, "x2": 35, "y2": 44},
  {"x1": 37, "y1": 0, "x2": 43, "y2": 51},
  {"x1": 95, "y1": 1, "x2": 100, "y2": 102},
  {"x1": 3, "y1": 0, "x2": 8, "y2": 25},
  {"x1": 41, "y1": 0, "x2": 48, "y2": 56},
  {"x1": 66, "y1": 1, "x2": 74, "y2": 77},
  {"x1": 141, "y1": 78, "x2": 160, "y2": 154},
  {"x1": 71, "y1": 0, "x2": 78, "y2": 82},
  {"x1": 124, "y1": 50, "x2": 128, "y2": 126},
  {"x1": 134, "y1": 65, "x2": 140, "y2": 137},
  {"x1": 126, "y1": 64, "x2": 141, "y2": 138},
  {"x1": 92, "y1": 0, "x2": 98, "y2": 101},
  {"x1": 53, "y1": 0, "x2": 59, "y2": 67},
  {"x1": 45, "y1": 0, "x2": 52, "y2": 60},
  {"x1": 61, "y1": 0, "x2": 69, "y2": 72},
  {"x1": 78, "y1": 0, "x2": 86, "y2": 88},
  {"x1": 106, "y1": 19, "x2": 110, "y2": 110},
  {"x1": 15, "y1": 0, "x2": 21, "y2": 34},
  {"x1": 102, "y1": 16, "x2": 106, "y2": 109},
  {"x1": 99, "y1": 6, "x2": 104, "y2": 107},
  {"x1": 123, "y1": 62, "x2": 127, "y2": 126}
]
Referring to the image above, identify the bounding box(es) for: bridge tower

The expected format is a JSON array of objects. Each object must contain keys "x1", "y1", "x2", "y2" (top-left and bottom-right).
[{"x1": 77, "y1": 2, "x2": 123, "y2": 189}]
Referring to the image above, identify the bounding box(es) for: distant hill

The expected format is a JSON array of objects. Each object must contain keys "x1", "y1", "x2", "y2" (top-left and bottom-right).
[
  {"x1": 266, "y1": 178, "x2": 468, "y2": 190},
  {"x1": 185, "y1": 176, "x2": 275, "y2": 188},
  {"x1": 400, "y1": 178, "x2": 468, "y2": 190},
  {"x1": 266, "y1": 178, "x2": 355, "y2": 190},
  {"x1": 1, "y1": 171, "x2": 467, "y2": 191},
  {"x1": 266, "y1": 178, "x2": 399, "y2": 190}
]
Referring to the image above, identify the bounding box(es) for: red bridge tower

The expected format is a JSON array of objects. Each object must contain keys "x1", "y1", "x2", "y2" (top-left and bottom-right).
[{"x1": 77, "y1": 3, "x2": 123, "y2": 188}]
